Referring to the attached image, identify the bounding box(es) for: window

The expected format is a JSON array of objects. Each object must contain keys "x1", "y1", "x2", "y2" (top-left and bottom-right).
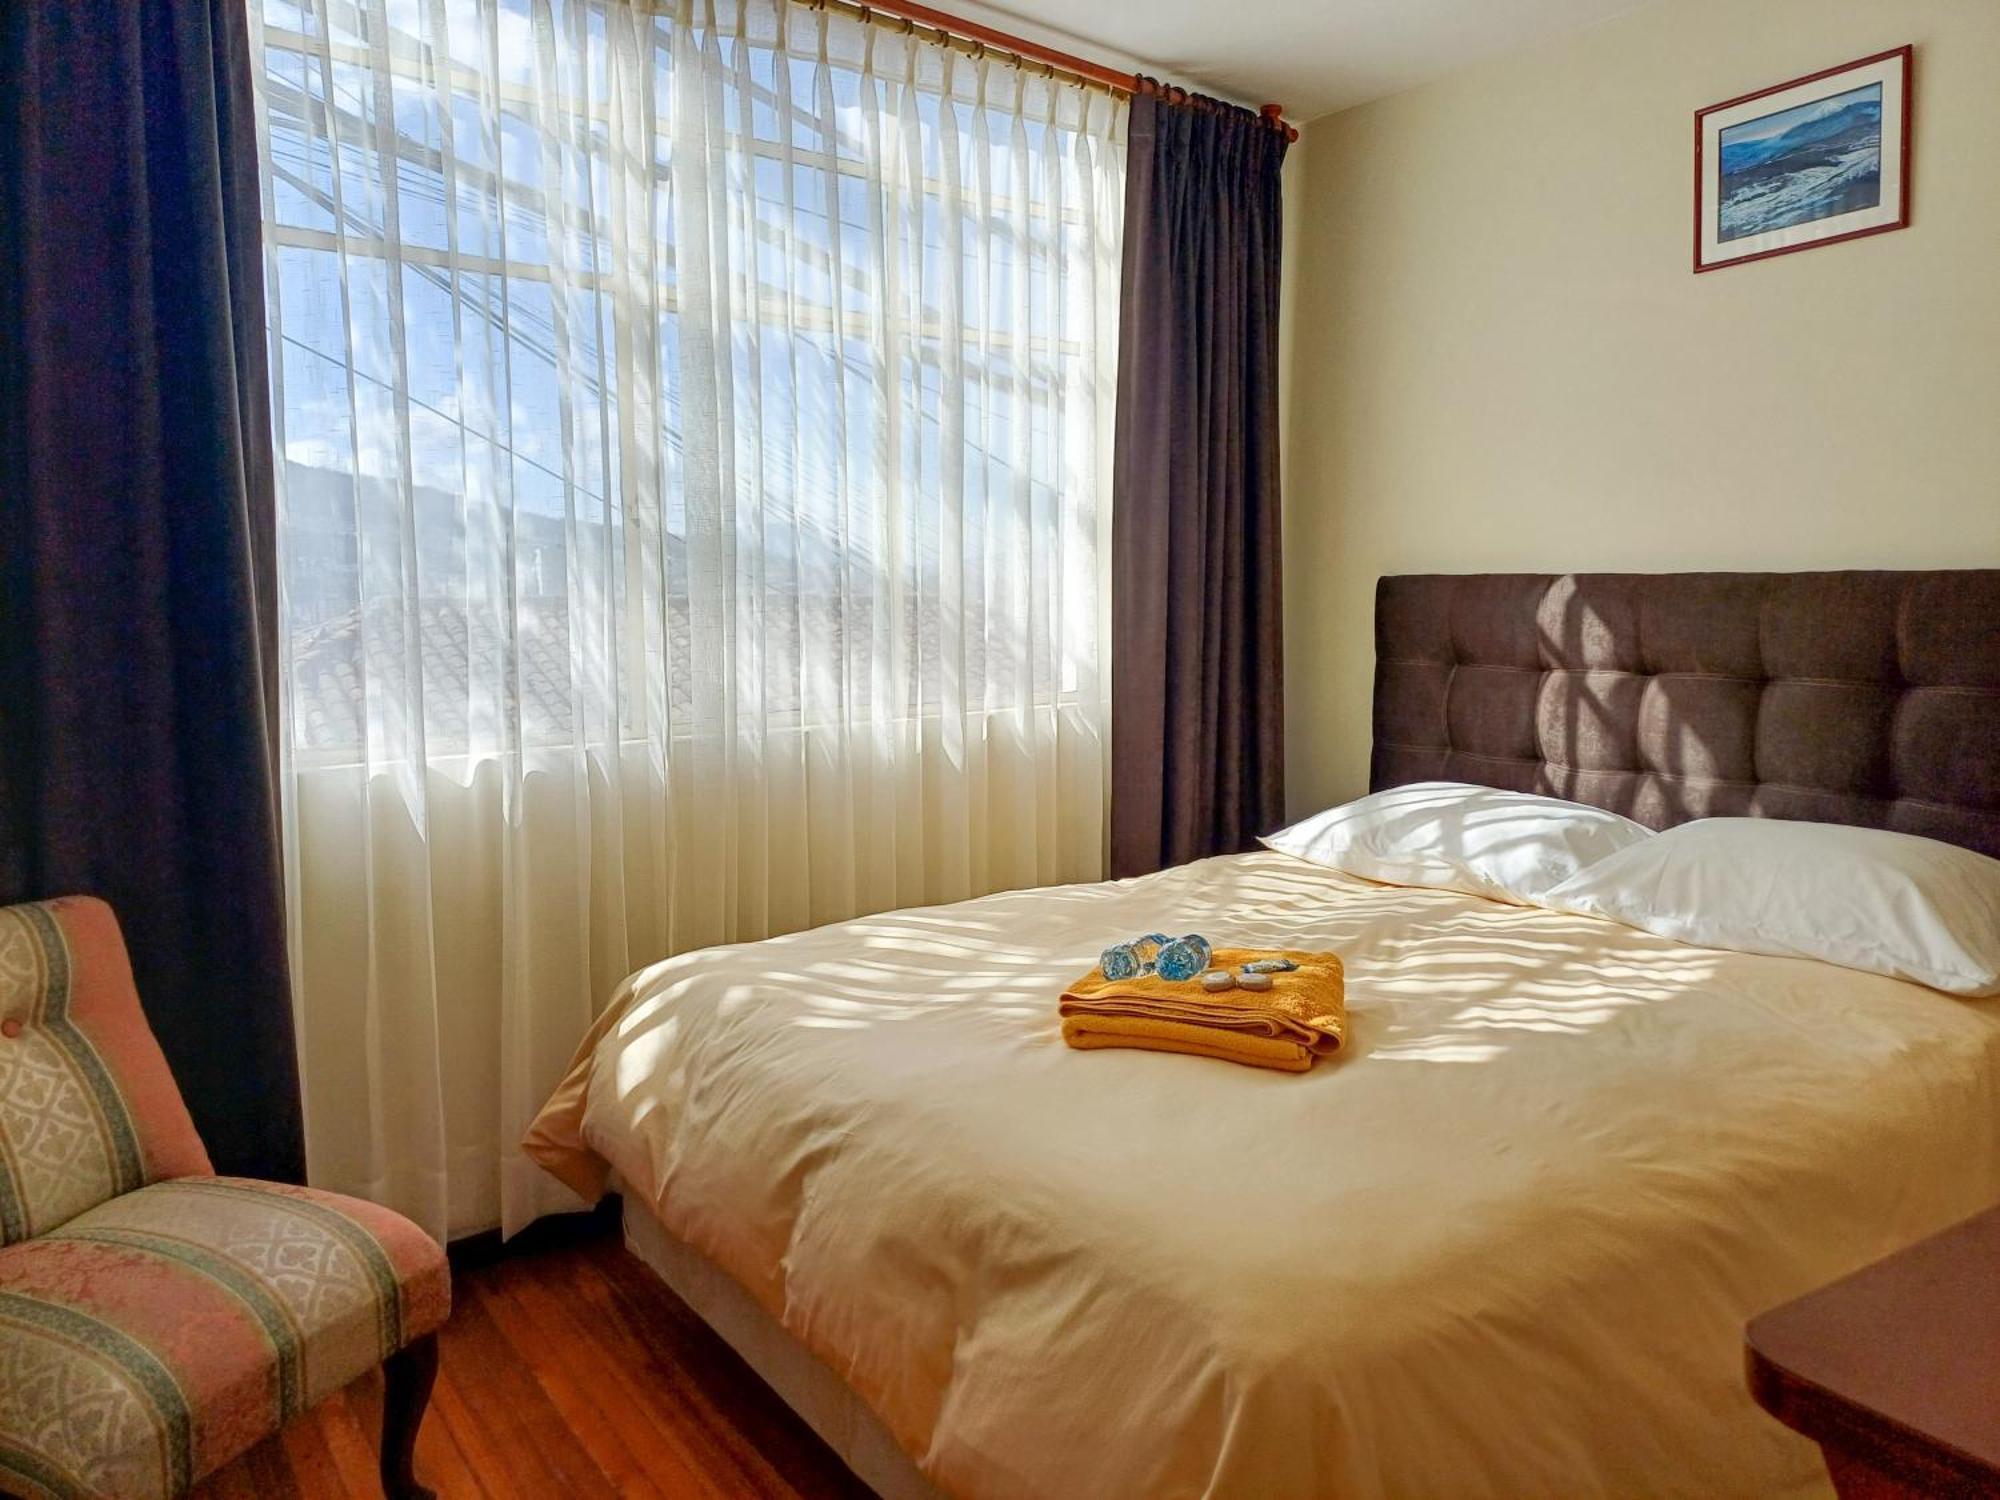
[{"x1": 255, "y1": 0, "x2": 1123, "y2": 764}]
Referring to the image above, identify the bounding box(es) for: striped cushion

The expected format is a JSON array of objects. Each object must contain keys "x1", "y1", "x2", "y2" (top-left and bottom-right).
[
  {"x1": 0, "y1": 1177, "x2": 450, "y2": 1500},
  {"x1": 0, "y1": 899, "x2": 211, "y2": 1244}
]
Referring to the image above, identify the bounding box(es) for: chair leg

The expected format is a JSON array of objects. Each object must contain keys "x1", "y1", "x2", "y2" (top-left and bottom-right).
[{"x1": 380, "y1": 1333, "x2": 439, "y2": 1500}]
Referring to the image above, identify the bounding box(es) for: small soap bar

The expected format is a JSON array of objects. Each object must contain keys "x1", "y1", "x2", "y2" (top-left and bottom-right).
[
  {"x1": 1236, "y1": 971, "x2": 1275, "y2": 992},
  {"x1": 1242, "y1": 958, "x2": 1297, "y2": 975},
  {"x1": 1200, "y1": 969, "x2": 1236, "y2": 993}
]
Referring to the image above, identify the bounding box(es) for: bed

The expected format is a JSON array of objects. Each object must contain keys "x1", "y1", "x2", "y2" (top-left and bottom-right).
[{"x1": 525, "y1": 569, "x2": 2000, "y2": 1500}]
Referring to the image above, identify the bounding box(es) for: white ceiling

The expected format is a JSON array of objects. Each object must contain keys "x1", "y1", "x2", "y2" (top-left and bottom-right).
[{"x1": 957, "y1": 0, "x2": 1653, "y2": 124}]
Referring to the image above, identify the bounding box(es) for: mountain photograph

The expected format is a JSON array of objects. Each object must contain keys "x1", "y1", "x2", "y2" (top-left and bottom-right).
[{"x1": 1717, "y1": 81, "x2": 1883, "y2": 241}]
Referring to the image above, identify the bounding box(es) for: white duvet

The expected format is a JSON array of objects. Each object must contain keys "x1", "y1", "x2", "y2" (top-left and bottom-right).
[{"x1": 525, "y1": 851, "x2": 2000, "y2": 1499}]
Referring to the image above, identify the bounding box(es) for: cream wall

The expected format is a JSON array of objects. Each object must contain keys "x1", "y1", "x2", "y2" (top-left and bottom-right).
[{"x1": 1281, "y1": 0, "x2": 2000, "y2": 817}]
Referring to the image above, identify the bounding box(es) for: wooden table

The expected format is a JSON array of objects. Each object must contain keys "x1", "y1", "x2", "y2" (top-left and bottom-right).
[{"x1": 1746, "y1": 1206, "x2": 2000, "y2": 1498}]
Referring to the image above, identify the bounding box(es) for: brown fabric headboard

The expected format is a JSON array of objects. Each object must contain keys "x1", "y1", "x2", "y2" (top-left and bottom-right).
[{"x1": 1371, "y1": 572, "x2": 2000, "y2": 858}]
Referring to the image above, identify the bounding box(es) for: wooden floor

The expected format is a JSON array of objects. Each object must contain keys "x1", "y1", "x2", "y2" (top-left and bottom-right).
[{"x1": 193, "y1": 1221, "x2": 875, "y2": 1500}]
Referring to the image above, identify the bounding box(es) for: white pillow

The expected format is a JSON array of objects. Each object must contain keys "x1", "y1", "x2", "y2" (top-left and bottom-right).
[
  {"x1": 1541, "y1": 818, "x2": 2000, "y2": 996},
  {"x1": 1261, "y1": 781, "x2": 1654, "y2": 906}
]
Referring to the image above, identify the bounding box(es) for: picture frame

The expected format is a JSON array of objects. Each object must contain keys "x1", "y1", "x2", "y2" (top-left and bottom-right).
[{"x1": 1694, "y1": 45, "x2": 1911, "y2": 273}]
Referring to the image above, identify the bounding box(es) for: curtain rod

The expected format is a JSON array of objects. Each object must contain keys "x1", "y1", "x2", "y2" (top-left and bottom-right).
[{"x1": 800, "y1": 0, "x2": 1300, "y2": 141}]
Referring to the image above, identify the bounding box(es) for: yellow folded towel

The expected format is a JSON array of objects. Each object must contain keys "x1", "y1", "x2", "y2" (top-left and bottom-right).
[{"x1": 1059, "y1": 947, "x2": 1345, "y2": 1073}]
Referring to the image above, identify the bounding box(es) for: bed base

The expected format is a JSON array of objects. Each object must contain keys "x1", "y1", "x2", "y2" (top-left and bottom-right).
[{"x1": 620, "y1": 1195, "x2": 947, "y2": 1500}]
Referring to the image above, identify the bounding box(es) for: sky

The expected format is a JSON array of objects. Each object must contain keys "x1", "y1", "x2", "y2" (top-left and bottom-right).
[{"x1": 1721, "y1": 81, "x2": 1880, "y2": 149}]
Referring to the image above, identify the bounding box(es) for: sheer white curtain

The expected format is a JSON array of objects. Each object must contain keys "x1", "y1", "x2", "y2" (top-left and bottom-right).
[{"x1": 251, "y1": 0, "x2": 1124, "y2": 1238}]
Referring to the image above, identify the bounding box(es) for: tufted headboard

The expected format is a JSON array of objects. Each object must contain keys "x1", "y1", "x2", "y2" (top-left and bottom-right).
[{"x1": 1371, "y1": 571, "x2": 2000, "y2": 858}]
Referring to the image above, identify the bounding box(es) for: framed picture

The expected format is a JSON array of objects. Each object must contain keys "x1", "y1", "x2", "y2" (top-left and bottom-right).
[{"x1": 1694, "y1": 45, "x2": 1911, "y2": 272}]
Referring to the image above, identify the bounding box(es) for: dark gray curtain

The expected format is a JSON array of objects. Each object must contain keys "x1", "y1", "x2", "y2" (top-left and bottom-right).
[
  {"x1": 1110, "y1": 82, "x2": 1289, "y2": 877},
  {"x1": 0, "y1": 0, "x2": 305, "y2": 1180}
]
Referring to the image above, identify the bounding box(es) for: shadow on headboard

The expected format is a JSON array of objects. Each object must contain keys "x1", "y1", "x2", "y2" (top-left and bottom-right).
[{"x1": 1372, "y1": 572, "x2": 2000, "y2": 858}]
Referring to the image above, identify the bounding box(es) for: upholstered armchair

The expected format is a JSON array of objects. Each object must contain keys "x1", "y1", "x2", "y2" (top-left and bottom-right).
[{"x1": 0, "y1": 897, "x2": 450, "y2": 1499}]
